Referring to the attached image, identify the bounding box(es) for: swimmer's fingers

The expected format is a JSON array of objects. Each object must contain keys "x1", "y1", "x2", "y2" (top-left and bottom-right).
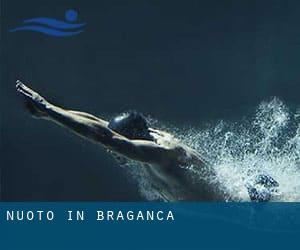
[
  {"x1": 16, "y1": 80, "x2": 35, "y2": 99},
  {"x1": 16, "y1": 80, "x2": 49, "y2": 114},
  {"x1": 16, "y1": 80, "x2": 41, "y2": 100},
  {"x1": 16, "y1": 80, "x2": 46, "y2": 104}
]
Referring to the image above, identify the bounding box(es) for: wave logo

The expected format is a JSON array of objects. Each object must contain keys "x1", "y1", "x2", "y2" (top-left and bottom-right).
[{"x1": 9, "y1": 9, "x2": 85, "y2": 37}]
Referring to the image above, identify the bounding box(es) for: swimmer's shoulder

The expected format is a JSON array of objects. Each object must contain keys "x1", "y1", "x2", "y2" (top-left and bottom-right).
[{"x1": 167, "y1": 143, "x2": 206, "y2": 167}]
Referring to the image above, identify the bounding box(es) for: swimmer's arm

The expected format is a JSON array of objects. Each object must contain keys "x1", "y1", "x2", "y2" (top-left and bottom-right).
[
  {"x1": 16, "y1": 81, "x2": 111, "y2": 141},
  {"x1": 110, "y1": 137, "x2": 177, "y2": 165},
  {"x1": 67, "y1": 110, "x2": 107, "y2": 123},
  {"x1": 16, "y1": 80, "x2": 107, "y2": 122},
  {"x1": 16, "y1": 81, "x2": 173, "y2": 164},
  {"x1": 46, "y1": 108, "x2": 173, "y2": 163}
]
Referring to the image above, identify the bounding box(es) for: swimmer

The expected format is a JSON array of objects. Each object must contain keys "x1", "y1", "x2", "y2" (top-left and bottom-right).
[{"x1": 16, "y1": 80, "x2": 278, "y2": 201}]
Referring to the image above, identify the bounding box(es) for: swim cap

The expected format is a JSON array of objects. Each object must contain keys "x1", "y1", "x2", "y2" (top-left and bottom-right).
[{"x1": 108, "y1": 111, "x2": 153, "y2": 140}]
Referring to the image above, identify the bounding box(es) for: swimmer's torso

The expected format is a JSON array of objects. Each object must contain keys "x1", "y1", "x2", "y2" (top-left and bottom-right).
[
  {"x1": 144, "y1": 129, "x2": 225, "y2": 201},
  {"x1": 145, "y1": 160, "x2": 224, "y2": 201}
]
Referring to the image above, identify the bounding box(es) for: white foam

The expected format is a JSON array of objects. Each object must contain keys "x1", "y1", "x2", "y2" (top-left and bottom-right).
[{"x1": 124, "y1": 98, "x2": 300, "y2": 201}]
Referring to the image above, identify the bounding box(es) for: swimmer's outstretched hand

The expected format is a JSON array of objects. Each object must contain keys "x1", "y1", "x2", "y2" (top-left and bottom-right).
[{"x1": 16, "y1": 80, "x2": 49, "y2": 118}]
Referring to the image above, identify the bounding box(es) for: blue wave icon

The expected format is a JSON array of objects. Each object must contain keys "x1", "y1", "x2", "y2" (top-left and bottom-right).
[{"x1": 9, "y1": 9, "x2": 85, "y2": 37}]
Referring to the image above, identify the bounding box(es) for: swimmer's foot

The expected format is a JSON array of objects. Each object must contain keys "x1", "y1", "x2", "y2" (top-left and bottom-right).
[{"x1": 16, "y1": 80, "x2": 49, "y2": 118}]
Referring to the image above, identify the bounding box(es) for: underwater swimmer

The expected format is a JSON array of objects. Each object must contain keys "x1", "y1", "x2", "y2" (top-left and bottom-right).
[{"x1": 16, "y1": 81, "x2": 277, "y2": 201}]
